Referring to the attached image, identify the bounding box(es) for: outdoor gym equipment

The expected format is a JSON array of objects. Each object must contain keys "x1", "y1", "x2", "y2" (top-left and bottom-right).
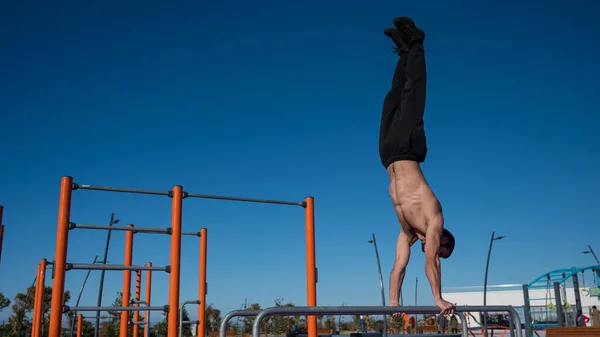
[
  {"x1": 48, "y1": 176, "x2": 317, "y2": 337},
  {"x1": 217, "y1": 305, "x2": 523, "y2": 337}
]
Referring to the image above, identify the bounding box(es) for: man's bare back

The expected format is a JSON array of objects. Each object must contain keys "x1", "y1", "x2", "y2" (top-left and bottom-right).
[{"x1": 378, "y1": 17, "x2": 456, "y2": 315}]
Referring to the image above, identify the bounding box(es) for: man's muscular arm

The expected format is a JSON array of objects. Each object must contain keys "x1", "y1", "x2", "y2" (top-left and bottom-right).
[
  {"x1": 389, "y1": 231, "x2": 413, "y2": 306},
  {"x1": 424, "y1": 214, "x2": 454, "y2": 314}
]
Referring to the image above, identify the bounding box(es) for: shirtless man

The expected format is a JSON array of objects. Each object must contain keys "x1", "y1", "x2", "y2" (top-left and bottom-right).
[{"x1": 378, "y1": 16, "x2": 456, "y2": 315}]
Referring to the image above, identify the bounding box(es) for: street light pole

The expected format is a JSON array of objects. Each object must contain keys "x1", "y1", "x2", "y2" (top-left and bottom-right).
[
  {"x1": 483, "y1": 231, "x2": 505, "y2": 337},
  {"x1": 368, "y1": 233, "x2": 388, "y2": 337},
  {"x1": 583, "y1": 245, "x2": 600, "y2": 265}
]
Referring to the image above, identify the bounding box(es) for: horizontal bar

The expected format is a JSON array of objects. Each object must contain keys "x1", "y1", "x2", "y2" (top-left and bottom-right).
[
  {"x1": 185, "y1": 192, "x2": 305, "y2": 207},
  {"x1": 72, "y1": 183, "x2": 170, "y2": 196},
  {"x1": 69, "y1": 223, "x2": 171, "y2": 234},
  {"x1": 66, "y1": 263, "x2": 170, "y2": 272},
  {"x1": 63, "y1": 305, "x2": 168, "y2": 313},
  {"x1": 82, "y1": 316, "x2": 111, "y2": 319},
  {"x1": 132, "y1": 321, "x2": 148, "y2": 325},
  {"x1": 182, "y1": 320, "x2": 200, "y2": 324},
  {"x1": 182, "y1": 232, "x2": 201, "y2": 236},
  {"x1": 251, "y1": 306, "x2": 522, "y2": 337}
]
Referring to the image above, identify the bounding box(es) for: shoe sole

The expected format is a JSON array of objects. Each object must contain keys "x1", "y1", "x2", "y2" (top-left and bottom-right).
[
  {"x1": 384, "y1": 27, "x2": 409, "y2": 53},
  {"x1": 392, "y1": 16, "x2": 425, "y2": 42}
]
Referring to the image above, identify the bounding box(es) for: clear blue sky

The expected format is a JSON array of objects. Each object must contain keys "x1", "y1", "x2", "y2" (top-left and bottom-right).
[{"x1": 1, "y1": 0, "x2": 599, "y2": 324}]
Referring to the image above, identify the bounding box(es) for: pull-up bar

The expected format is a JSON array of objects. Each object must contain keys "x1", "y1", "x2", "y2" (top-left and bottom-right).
[
  {"x1": 63, "y1": 305, "x2": 168, "y2": 313},
  {"x1": 71, "y1": 182, "x2": 306, "y2": 207},
  {"x1": 65, "y1": 263, "x2": 170, "y2": 272}
]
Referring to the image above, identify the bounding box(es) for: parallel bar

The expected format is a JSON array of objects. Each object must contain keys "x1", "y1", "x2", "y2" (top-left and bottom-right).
[
  {"x1": 219, "y1": 310, "x2": 262, "y2": 337},
  {"x1": 73, "y1": 183, "x2": 170, "y2": 196},
  {"x1": 185, "y1": 192, "x2": 304, "y2": 207},
  {"x1": 182, "y1": 321, "x2": 200, "y2": 324},
  {"x1": 250, "y1": 306, "x2": 523, "y2": 337},
  {"x1": 66, "y1": 263, "x2": 168, "y2": 272},
  {"x1": 179, "y1": 300, "x2": 201, "y2": 337},
  {"x1": 64, "y1": 306, "x2": 167, "y2": 312},
  {"x1": 70, "y1": 223, "x2": 171, "y2": 234},
  {"x1": 182, "y1": 232, "x2": 200, "y2": 236}
]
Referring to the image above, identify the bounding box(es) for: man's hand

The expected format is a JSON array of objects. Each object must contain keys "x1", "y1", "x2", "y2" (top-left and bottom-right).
[{"x1": 435, "y1": 298, "x2": 455, "y2": 315}]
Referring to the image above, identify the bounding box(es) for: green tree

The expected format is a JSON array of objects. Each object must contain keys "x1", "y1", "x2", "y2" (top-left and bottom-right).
[
  {"x1": 240, "y1": 302, "x2": 261, "y2": 334},
  {"x1": 8, "y1": 285, "x2": 71, "y2": 336},
  {"x1": 0, "y1": 293, "x2": 10, "y2": 311}
]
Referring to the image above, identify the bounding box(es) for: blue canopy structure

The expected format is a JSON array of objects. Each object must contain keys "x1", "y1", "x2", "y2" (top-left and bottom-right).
[{"x1": 527, "y1": 265, "x2": 600, "y2": 290}]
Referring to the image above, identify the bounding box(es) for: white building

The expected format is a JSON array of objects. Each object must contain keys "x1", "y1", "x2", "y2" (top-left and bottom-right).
[{"x1": 442, "y1": 284, "x2": 600, "y2": 328}]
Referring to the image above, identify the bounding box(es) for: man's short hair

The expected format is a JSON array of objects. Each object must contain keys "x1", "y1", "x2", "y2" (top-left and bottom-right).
[{"x1": 422, "y1": 228, "x2": 455, "y2": 259}]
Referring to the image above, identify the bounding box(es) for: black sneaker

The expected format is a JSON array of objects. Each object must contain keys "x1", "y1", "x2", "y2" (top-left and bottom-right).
[
  {"x1": 384, "y1": 27, "x2": 409, "y2": 55},
  {"x1": 393, "y1": 16, "x2": 425, "y2": 45}
]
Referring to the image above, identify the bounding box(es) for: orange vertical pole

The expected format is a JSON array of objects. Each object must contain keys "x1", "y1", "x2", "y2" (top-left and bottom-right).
[
  {"x1": 49, "y1": 176, "x2": 74, "y2": 337},
  {"x1": 76, "y1": 314, "x2": 82, "y2": 337},
  {"x1": 32, "y1": 263, "x2": 42, "y2": 337},
  {"x1": 198, "y1": 228, "x2": 207, "y2": 337},
  {"x1": 133, "y1": 269, "x2": 141, "y2": 337},
  {"x1": 120, "y1": 224, "x2": 135, "y2": 337},
  {"x1": 167, "y1": 186, "x2": 183, "y2": 337},
  {"x1": 304, "y1": 196, "x2": 317, "y2": 337},
  {"x1": 33, "y1": 259, "x2": 47, "y2": 337},
  {"x1": 0, "y1": 205, "x2": 4, "y2": 264},
  {"x1": 143, "y1": 262, "x2": 152, "y2": 337}
]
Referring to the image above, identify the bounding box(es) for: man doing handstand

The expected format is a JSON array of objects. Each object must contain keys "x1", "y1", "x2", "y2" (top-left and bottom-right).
[{"x1": 378, "y1": 16, "x2": 456, "y2": 315}]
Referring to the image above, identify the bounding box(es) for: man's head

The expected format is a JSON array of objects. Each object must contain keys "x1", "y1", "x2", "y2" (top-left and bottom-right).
[{"x1": 422, "y1": 228, "x2": 455, "y2": 259}]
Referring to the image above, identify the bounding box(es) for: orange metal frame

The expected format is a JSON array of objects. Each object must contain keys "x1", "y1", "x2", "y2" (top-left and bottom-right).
[
  {"x1": 32, "y1": 258, "x2": 47, "y2": 337},
  {"x1": 144, "y1": 262, "x2": 153, "y2": 337},
  {"x1": 47, "y1": 177, "x2": 317, "y2": 337},
  {"x1": 198, "y1": 228, "x2": 208, "y2": 337}
]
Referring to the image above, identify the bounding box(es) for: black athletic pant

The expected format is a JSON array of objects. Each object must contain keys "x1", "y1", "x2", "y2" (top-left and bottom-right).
[{"x1": 378, "y1": 43, "x2": 427, "y2": 169}]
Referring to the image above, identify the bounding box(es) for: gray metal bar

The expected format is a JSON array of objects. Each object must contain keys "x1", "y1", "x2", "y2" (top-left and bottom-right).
[
  {"x1": 182, "y1": 320, "x2": 200, "y2": 324},
  {"x1": 185, "y1": 192, "x2": 304, "y2": 207},
  {"x1": 250, "y1": 306, "x2": 522, "y2": 337},
  {"x1": 72, "y1": 183, "x2": 170, "y2": 196},
  {"x1": 70, "y1": 255, "x2": 99, "y2": 337},
  {"x1": 179, "y1": 300, "x2": 201, "y2": 337},
  {"x1": 553, "y1": 281, "x2": 565, "y2": 327},
  {"x1": 182, "y1": 232, "x2": 201, "y2": 236},
  {"x1": 572, "y1": 272, "x2": 584, "y2": 326},
  {"x1": 508, "y1": 311, "x2": 515, "y2": 337},
  {"x1": 83, "y1": 316, "x2": 111, "y2": 319},
  {"x1": 70, "y1": 223, "x2": 171, "y2": 234},
  {"x1": 63, "y1": 305, "x2": 167, "y2": 313},
  {"x1": 220, "y1": 310, "x2": 261, "y2": 337},
  {"x1": 522, "y1": 284, "x2": 533, "y2": 337},
  {"x1": 399, "y1": 333, "x2": 463, "y2": 337},
  {"x1": 456, "y1": 312, "x2": 468, "y2": 337},
  {"x1": 132, "y1": 321, "x2": 148, "y2": 325},
  {"x1": 67, "y1": 263, "x2": 169, "y2": 272},
  {"x1": 95, "y1": 212, "x2": 115, "y2": 337}
]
